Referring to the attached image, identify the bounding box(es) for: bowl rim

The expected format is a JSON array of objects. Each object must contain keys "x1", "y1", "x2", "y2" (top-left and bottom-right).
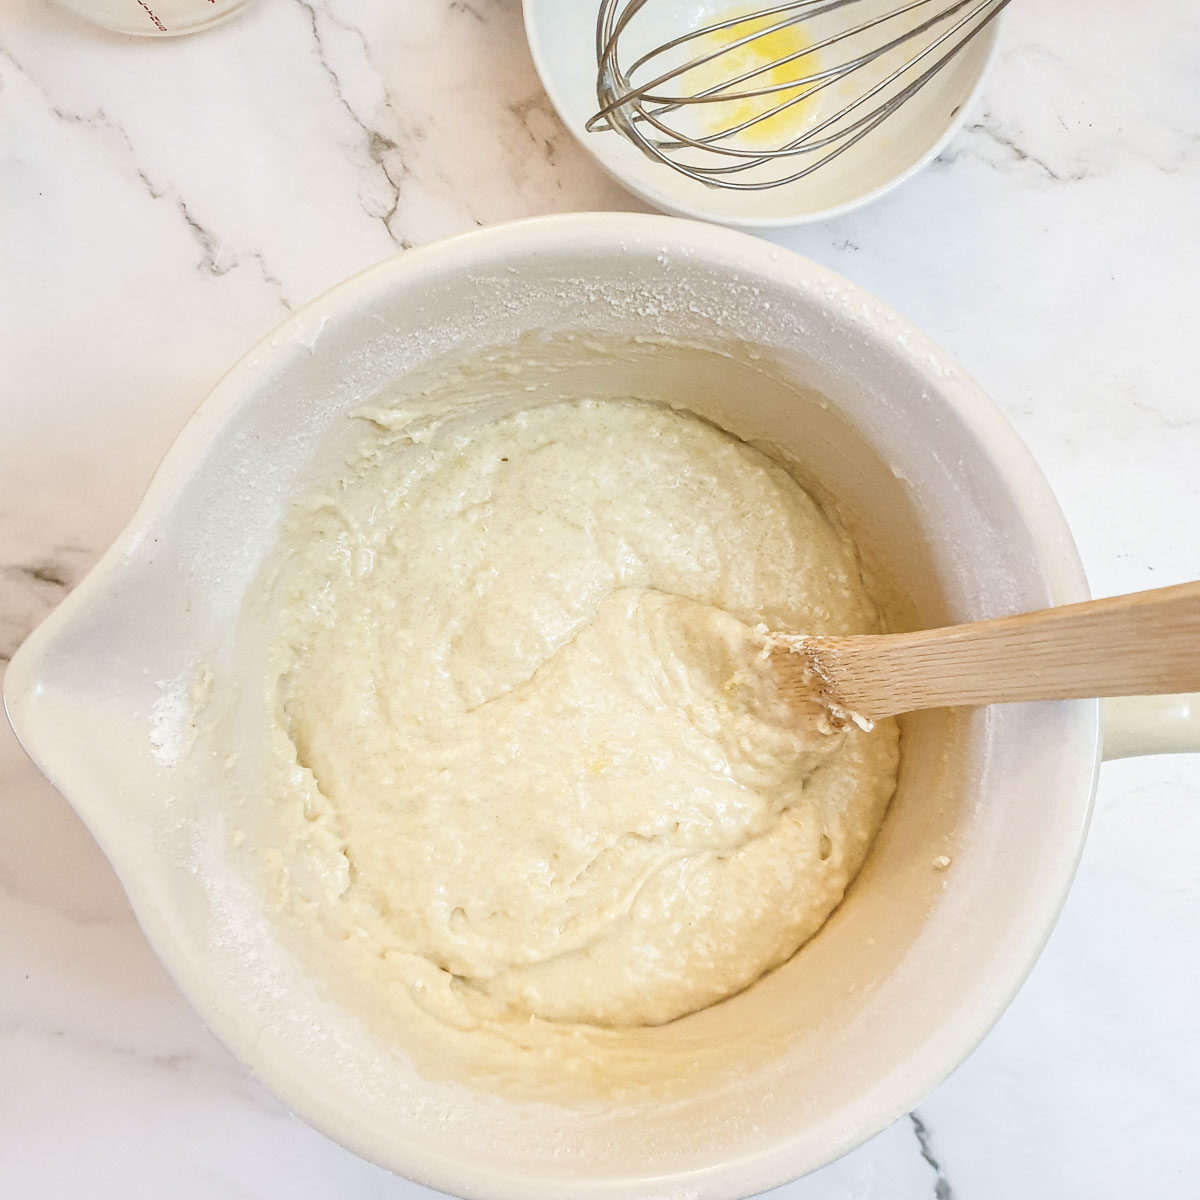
[
  {"x1": 520, "y1": 0, "x2": 1002, "y2": 227},
  {"x1": 3, "y1": 213, "x2": 1099, "y2": 1199}
]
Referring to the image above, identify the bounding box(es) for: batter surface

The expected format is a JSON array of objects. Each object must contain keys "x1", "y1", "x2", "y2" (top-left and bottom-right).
[{"x1": 255, "y1": 397, "x2": 898, "y2": 1043}]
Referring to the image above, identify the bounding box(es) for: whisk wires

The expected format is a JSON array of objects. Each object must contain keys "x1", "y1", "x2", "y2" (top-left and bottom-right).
[{"x1": 588, "y1": 0, "x2": 1010, "y2": 189}]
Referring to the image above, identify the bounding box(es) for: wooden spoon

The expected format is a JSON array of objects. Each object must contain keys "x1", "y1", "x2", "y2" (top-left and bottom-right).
[{"x1": 769, "y1": 580, "x2": 1200, "y2": 725}]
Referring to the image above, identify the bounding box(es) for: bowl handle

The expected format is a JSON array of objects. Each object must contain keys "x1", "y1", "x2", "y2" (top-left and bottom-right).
[{"x1": 1102, "y1": 694, "x2": 1200, "y2": 759}]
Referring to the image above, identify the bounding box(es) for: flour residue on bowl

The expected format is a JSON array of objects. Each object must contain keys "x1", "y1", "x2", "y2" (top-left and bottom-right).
[{"x1": 149, "y1": 665, "x2": 213, "y2": 768}]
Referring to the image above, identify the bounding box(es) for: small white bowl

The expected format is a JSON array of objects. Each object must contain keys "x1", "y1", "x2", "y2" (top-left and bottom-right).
[{"x1": 522, "y1": 0, "x2": 999, "y2": 226}]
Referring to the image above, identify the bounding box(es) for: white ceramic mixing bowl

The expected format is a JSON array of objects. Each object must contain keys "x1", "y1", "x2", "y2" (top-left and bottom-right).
[{"x1": 6, "y1": 214, "x2": 1197, "y2": 1199}]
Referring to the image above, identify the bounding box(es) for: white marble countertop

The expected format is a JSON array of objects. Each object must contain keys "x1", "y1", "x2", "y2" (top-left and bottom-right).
[{"x1": 2, "y1": 0, "x2": 1198, "y2": 1196}]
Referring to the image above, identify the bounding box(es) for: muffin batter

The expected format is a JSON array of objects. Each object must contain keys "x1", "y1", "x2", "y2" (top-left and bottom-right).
[{"x1": 256, "y1": 397, "x2": 898, "y2": 1038}]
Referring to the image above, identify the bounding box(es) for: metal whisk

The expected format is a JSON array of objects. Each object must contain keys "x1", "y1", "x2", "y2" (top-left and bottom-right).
[{"x1": 588, "y1": 0, "x2": 1010, "y2": 190}]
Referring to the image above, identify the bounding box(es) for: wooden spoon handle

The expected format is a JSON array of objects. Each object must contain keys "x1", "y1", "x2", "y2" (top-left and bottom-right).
[{"x1": 794, "y1": 581, "x2": 1200, "y2": 722}]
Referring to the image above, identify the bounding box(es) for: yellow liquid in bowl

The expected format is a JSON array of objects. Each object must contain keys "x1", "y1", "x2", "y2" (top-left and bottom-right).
[{"x1": 683, "y1": 7, "x2": 823, "y2": 147}]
